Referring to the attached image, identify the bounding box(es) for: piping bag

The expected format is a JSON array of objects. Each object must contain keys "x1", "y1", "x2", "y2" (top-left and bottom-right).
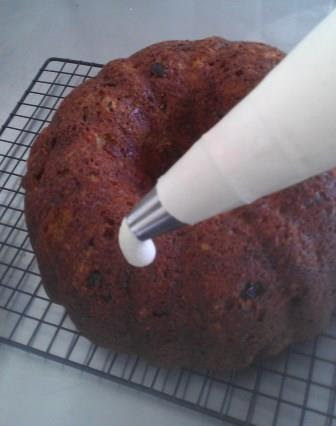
[{"x1": 119, "y1": 10, "x2": 336, "y2": 267}]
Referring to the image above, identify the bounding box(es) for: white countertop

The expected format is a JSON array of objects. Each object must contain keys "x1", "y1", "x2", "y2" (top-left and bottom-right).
[
  {"x1": 0, "y1": 1, "x2": 334, "y2": 425},
  {"x1": 0, "y1": 344, "x2": 225, "y2": 426}
]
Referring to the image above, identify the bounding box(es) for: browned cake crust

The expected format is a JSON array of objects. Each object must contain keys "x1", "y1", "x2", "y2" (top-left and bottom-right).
[{"x1": 23, "y1": 37, "x2": 336, "y2": 371}]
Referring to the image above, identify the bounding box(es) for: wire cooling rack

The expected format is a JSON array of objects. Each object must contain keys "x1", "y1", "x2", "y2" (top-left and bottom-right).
[{"x1": 1, "y1": 58, "x2": 336, "y2": 426}]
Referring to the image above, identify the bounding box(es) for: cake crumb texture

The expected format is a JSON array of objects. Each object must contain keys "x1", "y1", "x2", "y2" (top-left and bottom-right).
[{"x1": 23, "y1": 37, "x2": 336, "y2": 371}]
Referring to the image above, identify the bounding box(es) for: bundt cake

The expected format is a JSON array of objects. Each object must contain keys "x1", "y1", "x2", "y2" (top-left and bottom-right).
[{"x1": 23, "y1": 37, "x2": 336, "y2": 371}]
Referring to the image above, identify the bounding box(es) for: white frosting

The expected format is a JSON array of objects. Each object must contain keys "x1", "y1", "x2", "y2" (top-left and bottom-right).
[
  {"x1": 157, "y1": 10, "x2": 336, "y2": 225},
  {"x1": 118, "y1": 218, "x2": 156, "y2": 267}
]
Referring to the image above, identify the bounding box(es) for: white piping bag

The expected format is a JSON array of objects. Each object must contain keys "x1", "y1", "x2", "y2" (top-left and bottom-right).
[{"x1": 119, "y1": 10, "x2": 336, "y2": 267}]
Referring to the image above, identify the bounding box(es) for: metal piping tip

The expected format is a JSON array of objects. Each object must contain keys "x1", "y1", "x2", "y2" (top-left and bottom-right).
[{"x1": 126, "y1": 188, "x2": 185, "y2": 241}]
